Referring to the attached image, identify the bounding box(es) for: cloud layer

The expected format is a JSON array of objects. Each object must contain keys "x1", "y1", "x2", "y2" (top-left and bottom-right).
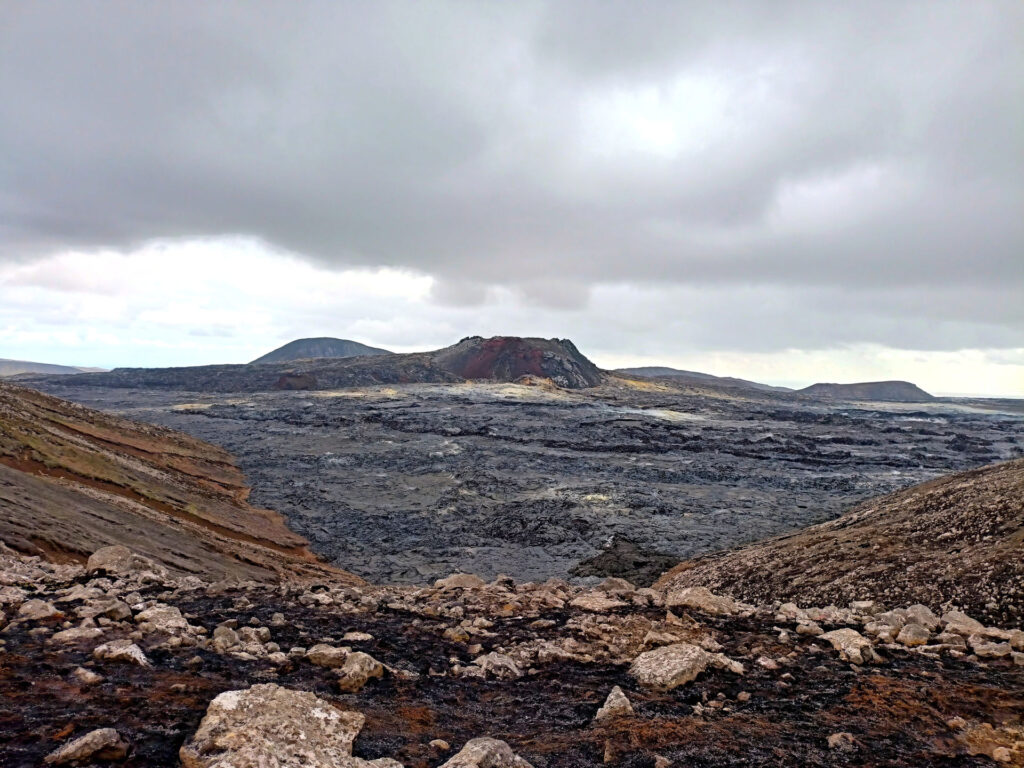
[{"x1": 0, "y1": 2, "x2": 1021, "y2": 391}]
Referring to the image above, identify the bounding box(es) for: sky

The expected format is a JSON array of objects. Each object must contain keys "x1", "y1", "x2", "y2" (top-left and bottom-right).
[{"x1": 1, "y1": 2, "x2": 1021, "y2": 396}]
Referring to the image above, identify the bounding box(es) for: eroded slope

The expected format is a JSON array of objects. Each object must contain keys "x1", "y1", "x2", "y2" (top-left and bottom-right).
[
  {"x1": 0, "y1": 381, "x2": 359, "y2": 583},
  {"x1": 657, "y1": 458, "x2": 1024, "y2": 626}
]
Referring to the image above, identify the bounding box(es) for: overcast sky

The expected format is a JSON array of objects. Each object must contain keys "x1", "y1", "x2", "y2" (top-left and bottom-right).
[{"x1": 1, "y1": 2, "x2": 1021, "y2": 395}]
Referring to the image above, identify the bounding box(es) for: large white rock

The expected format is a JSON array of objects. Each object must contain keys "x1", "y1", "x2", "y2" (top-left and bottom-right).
[
  {"x1": 440, "y1": 737, "x2": 533, "y2": 767},
  {"x1": 664, "y1": 586, "x2": 739, "y2": 616},
  {"x1": 179, "y1": 684, "x2": 399, "y2": 768},
  {"x1": 629, "y1": 643, "x2": 711, "y2": 690}
]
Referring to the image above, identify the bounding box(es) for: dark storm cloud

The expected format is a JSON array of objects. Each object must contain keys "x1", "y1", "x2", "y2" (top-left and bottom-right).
[{"x1": 1, "y1": 1, "x2": 1021, "y2": 349}]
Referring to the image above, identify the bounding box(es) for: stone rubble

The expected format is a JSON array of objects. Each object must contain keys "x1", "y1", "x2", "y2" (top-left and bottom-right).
[{"x1": 3, "y1": 544, "x2": 1023, "y2": 766}]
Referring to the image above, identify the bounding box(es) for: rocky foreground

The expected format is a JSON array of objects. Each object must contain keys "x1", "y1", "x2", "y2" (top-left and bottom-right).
[{"x1": 2, "y1": 545, "x2": 1022, "y2": 767}]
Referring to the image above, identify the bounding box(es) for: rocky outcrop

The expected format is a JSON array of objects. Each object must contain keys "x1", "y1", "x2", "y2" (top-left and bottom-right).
[
  {"x1": 0, "y1": 381, "x2": 359, "y2": 584},
  {"x1": 656, "y1": 458, "x2": 1024, "y2": 626},
  {"x1": 797, "y1": 380, "x2": 935, "y2": 402}
]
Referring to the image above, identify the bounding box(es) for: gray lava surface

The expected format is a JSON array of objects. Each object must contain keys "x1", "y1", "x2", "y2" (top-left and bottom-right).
[{"x1": 33, "y1": 381, "x2": 1024, "y2": 585}]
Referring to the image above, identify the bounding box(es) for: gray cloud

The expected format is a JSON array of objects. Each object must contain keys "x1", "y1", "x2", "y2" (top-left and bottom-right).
[{"x1": 1, "y1": 1, "x2": 1021, "y2": 353}]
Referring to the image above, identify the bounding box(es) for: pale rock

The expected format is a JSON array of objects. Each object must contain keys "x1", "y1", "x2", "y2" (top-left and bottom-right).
[
  {"x1": 818, "y1": 629, "x2": 876, "y2": 665},
  {"x1": 593, "y1": 685, "x2": 633, "y2": 723},
  {"x1": 942, "y1": 610, "x2": 986, "y2": 635},
  {"x1": 49, "y1": 626, "x2": 104, "y2": 645},
  {"x1": 827, "y1": 732, "x2": 856, "y2": 752},
  {"x1": 630, "y1": 643, "x2": 711, "y2": 690},
  {"x1": 850, "y1": 600, "x2": 881, "y2": 614},
  {"x1": 307, "y1": 643, "x2": 351, "y2": 668},
  {"x1": 896, "y1": 623, "x2": 931, "y2": 647},
  {"x1": 86, "y1": 545, "x2": 165, "y2": 577},
  {"x1": 45, "y1": 728, "x2": 128, "y2": 764},
  {"x1": 93, "y1": 638, "x2": 150, "y2": 667},
  {"x1": 179, "y1": 683, "x2": 386, "y2": 768},
  {"x1": 212, "y1": 625, "x2": 240, "y2": 652},
  {"x1": 336, "y1": 651, "x2": 385, "y2": 692},
  {"x1": 18, "y1": 599, "x2": 60, "y2": 621},
  {"x1": 795, "y1": 621, "x2": 823, "y2": 636},
  {"x1": 569, "y1": 592, "x2": 627, "y2": 613},
  {"x1": 472, "y1": 651, "x2": 523, "y2": 680},
  {"x1": 968, "y1": 635, "x2": 1012, "y2": 658},
  {"x1": 435, "y1": 573, "x2": 487, "y2": 590},
  {"x1": 664, "y1": 586, "x2": 738, "y2": 616},
  {"x1": 596, "y1": 577, "x2": 635, "y2": 595},
  {"x1": 343, "y1": 631, "x2": 374, "y2": 642},
  {"x1": 905, "y1": 604, "x2": 941, "y2": 631},
  {"x1": 439, "y1": 737, "x2": 533, "y2": 767},
  {"x1": 777, "y1": 602, "x2": 808, "y2": 621},
  {"x1": 71, "y1": 666, "x2": 104, "y2": 685},
  {"x1": 135, "y1": 603, "x2": 190, "y2": 635}
]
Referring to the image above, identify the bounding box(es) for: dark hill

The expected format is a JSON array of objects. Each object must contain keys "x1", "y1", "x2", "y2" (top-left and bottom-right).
[
  {"x1": 656, "y1": 457, "x2": 1024, "y2": 626},
  {"x1": 22, "y1": 336, "x2": 604, "y2": 392},
  {"x1": 617, "y1": 366, "x2": 791, "y2": 393},
  {"x1": 433, "y1": 336, "x2": 603, "y2": 388},
  {"x1": 798, "y1": 380, "x2": 935, "y2": 402},
  {"x1": 251, "y1": 337, "x2": 391, "y2": 364}
]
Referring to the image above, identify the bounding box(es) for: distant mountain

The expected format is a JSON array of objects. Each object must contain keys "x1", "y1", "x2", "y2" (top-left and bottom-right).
[
  {"x1": 251, "y1": 337, "x2": 392, "y2": 364},
  {"x1": 797, "y1": 380, "x2": 935, "y2": 402},
  {"x1": 616, "y1": 366, "x2": 792, "y2": 393},
  {"x1": 25, "y1": 336, "x2": 605, "y2": 392},
  {"x1": 0, "y1": 358, "x2": 104, "y2": 377}
]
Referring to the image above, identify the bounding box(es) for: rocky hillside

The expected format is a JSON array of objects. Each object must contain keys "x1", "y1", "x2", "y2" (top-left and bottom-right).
[
  {"x1": 20, "y1": 337, "x2": 605, "y2": 393},
  {"x1": 1, "y1": 547, "x2": 1021, "y2": 767},
  {"x1": 251, "y1": 337, "x2": 392, "y2": 364},
  {"x1": 797, "y1": 380, "x2": 935, "y2": 402},
  {"x1": 0, "y1": 381, "x2": 358, "y2": 584},
  {"x1": 656, "y1": 458, "x2": 1024, "y2": 626}
]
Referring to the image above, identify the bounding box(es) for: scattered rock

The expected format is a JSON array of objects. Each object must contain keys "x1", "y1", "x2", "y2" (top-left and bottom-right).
[
  {"x1": 827, "y1": 732, "x2": 856, "y2": 752},
  {"x1": 93, "y1": 639, "x2": 150, "y2": 667},
  {"x1": 630, "y1": 643, "x2": 712, "y2": 690},
  {"x1": 86, "y1": 546, "x2": 163, "y2": 577},
  {"x1": 179, "y1": 684, "x2": 379, "y2": 767},
  {"x1": 435, "y1": 573, "x2": 486, "y2": 590},
  {"x1": 18, "y1": 598, "x2": 60, "y2": 620},
  {"x1": 307, "y1": 643, "x2": 350, "y2": 668},
  {"x1": 440, "y1": 737, "x2": 533, "y2": 767},
  {"x1": 45, "y1": 728, "x2": 129, "y2": 764},
  {"x1": 896, "y1": 623, "x2": 931, "y2": 647},
  {"x1": 818, "y1": 629, "x2": 876, "y2": 665},
  {"x1": 664, "y1": 586, "x2": 740, "y2": 616},
  {"x1": 593, "y1": 686, "x2": 633, "y2": 723},
  {"x1": 336, "y1": 651, "x2": 385, "y2": 692},
  {"x1": 569, "y1": 592, "x2": 628, "y2": 613}
]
